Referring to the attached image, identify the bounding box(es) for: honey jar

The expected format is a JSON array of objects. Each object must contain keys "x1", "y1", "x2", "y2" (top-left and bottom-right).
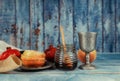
[{"x1": 55, "y1": 44, "x2": 77, "y2": 70}]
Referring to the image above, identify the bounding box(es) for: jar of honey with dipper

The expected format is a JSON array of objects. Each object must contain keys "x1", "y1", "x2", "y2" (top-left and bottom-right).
[
  {"x1": 55, "y1": 26, "x2": 77, "y2": 70},
  {"x1": 55, "y1": 44, "x2": 77, "y2": 70}
]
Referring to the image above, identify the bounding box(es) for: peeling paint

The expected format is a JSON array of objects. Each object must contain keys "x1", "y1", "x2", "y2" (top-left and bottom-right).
[
  {"x1": 34, "y1": 28, "x2": 40, "y2": 35},
  {"x1": 0, "y1": 0, "x2": 120, "y2": 52}
]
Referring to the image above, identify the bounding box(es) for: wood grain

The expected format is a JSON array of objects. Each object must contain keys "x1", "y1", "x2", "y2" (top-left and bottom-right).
[
  {"x1": 116, "y1": 0, "x2": 120, "y2": 52},
  {"x1": 0, "y1": 0, "x2": 15, "y2": 45},
  {"x1": 44, "y1": 0, "x2": 59, "y2": 49},
  {"x1": 59, "y1": 0, "x2": 73, "y2": 45},
  {"x1": 102, "y1": 0, "x2": 116, "y2": 52},
  {"x1": 30, "y1": 0, "x2": 44, "y2": 51},
  {"x1": 0, "y1": 0, "x2": 120, "y2": 52},
  {"x1": 15, "y1": 0, "x2": 30, "y2": 50},
  {"x1": 73, "y1": 0, "x2": 88, "y2": 49},
  {"x1": 88, "y1": 0, "x2": 102, "y2": 52}
]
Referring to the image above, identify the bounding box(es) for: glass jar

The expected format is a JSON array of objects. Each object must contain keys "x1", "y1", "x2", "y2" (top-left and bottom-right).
[{"x1": 55, "y1": 44, "x2": 77, "y2": 70}]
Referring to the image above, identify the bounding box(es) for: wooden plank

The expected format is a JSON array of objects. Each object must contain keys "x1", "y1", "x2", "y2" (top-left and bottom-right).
[
  {"x1": 15, "y1": 0, "x2": 30, "y2": 50},
  {"x1": 0, "y1": 0, "x2": 15, "y2": 45},
  {"x1": 44, "y1": 0, "x2": 59, "y2": 49},
  {"x1": 116, "y1": 0, "x2": 120, "y2": 52},
  {"x1": 59, "y1": 0, "x2": 73, "y2": 45},
  {"x1": 102, "y1": 0, "x2": 116, "y2": 52},
  {"x1": 30, "y1": 0, "x2": 44, "y2": 51},
  {"x1": 73, "y1": 0, "x2": 88, "y2": 50},
  {"x1": 88, "y1": 0, "x2": 102, "y2": 52}
]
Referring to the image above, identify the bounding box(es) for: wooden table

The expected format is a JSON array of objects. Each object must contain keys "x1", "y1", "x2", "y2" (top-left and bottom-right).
[{"x1": 0, "y1": 53, "x2": 120, "y2": 81}]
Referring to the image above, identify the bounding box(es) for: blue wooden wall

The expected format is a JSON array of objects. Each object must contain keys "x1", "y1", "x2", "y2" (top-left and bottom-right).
[{"x1": 0, "y1": 0, "x2": 120, "y2": 52}]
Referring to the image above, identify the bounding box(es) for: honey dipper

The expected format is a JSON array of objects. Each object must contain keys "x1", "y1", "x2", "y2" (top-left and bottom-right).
[{"x1": 60, "y1": 26, "x2": 73, "y2": 68}]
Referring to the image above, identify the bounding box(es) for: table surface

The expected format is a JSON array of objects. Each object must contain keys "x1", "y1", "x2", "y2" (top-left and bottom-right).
[{"x1": 1, "y1": 53, "x2": 120, "y2": 81}]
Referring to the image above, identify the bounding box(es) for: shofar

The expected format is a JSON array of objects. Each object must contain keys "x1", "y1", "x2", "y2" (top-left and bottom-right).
[
  {"x1": 0, "y1": 40, "x2": 21, "y2": 54},
  {"x1": 0, "y1": 55, "x2": 22, "y2": 73}
]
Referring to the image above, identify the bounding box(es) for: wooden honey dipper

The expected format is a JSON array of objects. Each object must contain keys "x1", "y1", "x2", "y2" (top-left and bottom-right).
[{"x1": 60, "y1": 26, "x2": 73, "y2": 68}]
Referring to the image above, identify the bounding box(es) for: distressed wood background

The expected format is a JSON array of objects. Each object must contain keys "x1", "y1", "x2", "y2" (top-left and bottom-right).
[{"x1": 0, "y1": 0, "x2": 120, "y2": 52}]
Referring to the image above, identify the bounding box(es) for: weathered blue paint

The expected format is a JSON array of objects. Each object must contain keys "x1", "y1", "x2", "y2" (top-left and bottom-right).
[
  {"x1": 60, "y1": 0, "x2": 73, "y2": 44},
  {"x1": 116, "y1": 0, "x2": 120, "y2": 52},
  {"x1": 15, "y1": 0, "x2": 30, "y2": 50},
  {"x1": 0, "y1": 0, "x2": 120, "y2": 52},
  {"x1": 0, "y1": 0, "x2": 15, "y2": 45},
  {"x1": 102, "y1": 0, "x2": 116, "y2": 52},
  {"x1": 88, "y1": 0, "x2": 102, "y2": 52},
  {"x1": 73, "y1": 0, "x2": 88, "y2": 50},
  {"x1": 30, "y1": 0, "x2": 44, "y2": 51},
  {"x1": 44, "y1": 0, "x2": 59, "y2": 49}
]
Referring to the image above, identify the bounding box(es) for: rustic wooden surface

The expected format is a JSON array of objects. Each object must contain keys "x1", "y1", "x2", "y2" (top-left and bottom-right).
[
  {"x1": 44, "y1": 0, "x2": 59, "y2": 49},
  {"x1": 0, "y1": 0, "x2": 120, "y2": 52},
  {"x1": 1, "y1": 54, "x2": 120, "y2": 81}
]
